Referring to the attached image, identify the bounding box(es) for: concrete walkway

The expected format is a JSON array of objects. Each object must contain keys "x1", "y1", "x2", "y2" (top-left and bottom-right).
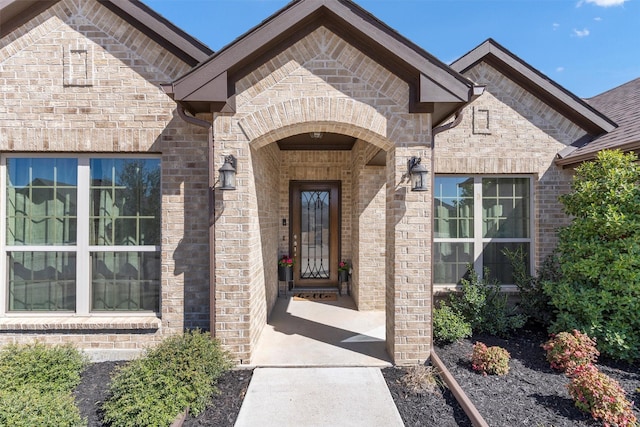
[
  {"x1": 235, "y1": 296, "x2": 403, "y2": 426},
  {"x1": 234, "y1": 367, "x2": 404, "y2": 427},
  {"x1": 251, "y1": 295, "x2": 391, "y2": 367}
]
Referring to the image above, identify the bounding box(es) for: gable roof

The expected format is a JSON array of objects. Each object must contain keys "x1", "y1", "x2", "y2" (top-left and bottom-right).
[
  {"x1": 165, "y1": 0, "x2": 481, "y2": 125},
  {"x1": 0, "y1": 0, "x2": 212, "y2": 66},
  {"x1": 556, "y1": 77, "x2": 640, "y2": 166},
  {"x1": 451, "y1": 38, "x2": 616, "y2": 137}
]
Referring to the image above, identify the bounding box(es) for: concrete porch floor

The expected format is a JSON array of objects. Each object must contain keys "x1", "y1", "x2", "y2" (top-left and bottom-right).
[{"x1": 250, "y1": 295, "x2": 392, "y2": 367}]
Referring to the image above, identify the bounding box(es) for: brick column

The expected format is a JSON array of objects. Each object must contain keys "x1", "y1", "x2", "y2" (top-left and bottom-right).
[{"x1": 385, "y1": 145, "x2": 432, "y2": 365}]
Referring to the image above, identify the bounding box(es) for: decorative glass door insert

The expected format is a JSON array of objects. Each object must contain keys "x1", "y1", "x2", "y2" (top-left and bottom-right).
[
  {"x1": 290, "y1": 182, "x2": 339, "y2": 286},
  {"x1": 300, "y1": 190, "x2": 330, "y2": 279}
]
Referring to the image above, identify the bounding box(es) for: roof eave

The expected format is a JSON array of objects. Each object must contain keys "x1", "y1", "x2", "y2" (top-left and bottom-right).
[
  {"x1": 556, "y1": 141, "x2": 640, "y2": 167},
  {"x1": 170, "y1": 0, "x2": 477, "y2": 116},
  {"x1": 451, "y1": 39, "x2": 617, "y2": 136}
]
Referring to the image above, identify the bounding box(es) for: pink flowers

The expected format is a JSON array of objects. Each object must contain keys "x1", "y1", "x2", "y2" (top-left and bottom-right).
[{"x1": 278, "y1": 255, "x2": 294, "y2": 267}]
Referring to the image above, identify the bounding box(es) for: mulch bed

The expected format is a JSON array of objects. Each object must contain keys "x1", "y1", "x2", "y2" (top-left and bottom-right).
[
  {"x1": 434, "y1": 327, "x2": 640, "y2": 426},
  {"x1": 74, "y1": 328, "x2": 639, "y2": 426}
]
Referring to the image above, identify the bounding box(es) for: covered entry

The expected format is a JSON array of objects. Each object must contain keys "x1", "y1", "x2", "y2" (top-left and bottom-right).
[{"x1": 164, "y1": 0, "x2": 479, "y2": 365}]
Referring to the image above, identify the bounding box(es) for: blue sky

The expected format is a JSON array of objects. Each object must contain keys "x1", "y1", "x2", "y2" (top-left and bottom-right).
[{"x1": 143, "y1": 0, "x2": 639, "y2": 98}]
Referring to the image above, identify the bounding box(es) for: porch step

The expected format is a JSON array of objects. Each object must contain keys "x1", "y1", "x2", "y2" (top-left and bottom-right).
[{"x1": 291, "y1": 286, "x2": 340, "y2": 294}]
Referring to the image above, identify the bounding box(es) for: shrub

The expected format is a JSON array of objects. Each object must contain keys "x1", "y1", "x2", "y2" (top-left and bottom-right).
[
  {"x1": 0, "y1": 342, "x2": 87, "y2": 393},
  {"x1": 102, "y1": 330, "x2": 233, "y2": 427},
  {"x1": 567, "y1": 363, "x2": 637, "y2": 427},
  {"x1": 471, "y1": 342, "x2": 510, "y2": 376},
  {"x1": 401, "y1": 365, "x2": 443, "y2": 396},
  {"x1": 448, "y1": 267, "x2": 526, "y2": 336},
  {"x1": 0, "y1": 386, "x2": 84, "y2": 427},
  {"x1": 0, "y1": 342, "x2": 87, "y2": 427},
  {"x1": 542, "y1": 330, "x2": 599, "y2": 374},
  {"x1": 504, "y1": 247, "x2": 558, "y2": 327},
  {"x1": 545, "y1": 149, "x2": 640, "y2": 361},
  {"x1": 433, "y1": 303, "x2": 472, "y2": 344}
]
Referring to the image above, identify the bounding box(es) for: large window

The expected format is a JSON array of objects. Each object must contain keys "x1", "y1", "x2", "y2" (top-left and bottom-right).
[
  {"x1": 434, "y1": 176, "x2": 532, "y2": 285},
  {"x1": 2, "y1": 156, "x2": 160, "y2": 314}
]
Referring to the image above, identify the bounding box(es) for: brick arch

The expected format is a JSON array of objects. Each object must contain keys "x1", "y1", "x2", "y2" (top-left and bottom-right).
[{"x1": 238, "y1": 97, "x2": 393, "y2": 151}]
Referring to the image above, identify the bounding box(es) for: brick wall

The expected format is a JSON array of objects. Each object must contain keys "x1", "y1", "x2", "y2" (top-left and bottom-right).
[
  {"x1": 435, "y1": 62, "x2": 581, "y2": 270},
  {"x1": 213, "y1": 26, "x2": 433, "y2": 365},
  {"x1": 0, "y1": 0, "x2": 209, "y2": 358}
]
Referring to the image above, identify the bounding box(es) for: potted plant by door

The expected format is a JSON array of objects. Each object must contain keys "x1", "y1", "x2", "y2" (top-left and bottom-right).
[
  {"x1": 338, "y1": 260, "x2": 350, "y2": 283},
  {"x1": 278, "y1": 255, "x2": 294, "y2": 282}
]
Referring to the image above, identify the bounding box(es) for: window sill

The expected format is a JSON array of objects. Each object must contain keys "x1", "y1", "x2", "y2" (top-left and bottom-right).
[{"x1": 0, "y1": 316, "x2": 161, "y2": 331}]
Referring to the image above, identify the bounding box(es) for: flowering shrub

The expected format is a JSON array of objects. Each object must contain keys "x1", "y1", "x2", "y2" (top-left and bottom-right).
[
  {"x1": 471, "y1": 342, "x2": 510, "y2": 376},
  {"x1": 278, "y1": 255, "x2": 294, "y2": 267},
  {"x1": 542, "y1": 330, "x2": 599, "y2": 373},
  {"x1": 567, "y1": 363, "x2": 637, "y2": 427},
  {"x1": 338, "y1": 260, "x2": 349, "y2": 271}
]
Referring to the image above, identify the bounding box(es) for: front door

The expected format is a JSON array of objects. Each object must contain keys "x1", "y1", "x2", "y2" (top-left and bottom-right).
[{"x1": 290, "y1": 181, "x2": 340, "y2": 286}]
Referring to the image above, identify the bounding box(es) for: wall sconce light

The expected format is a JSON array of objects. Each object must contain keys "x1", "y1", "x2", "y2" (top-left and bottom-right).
[
  {"x1": 218, "y1": 155, "x2": 237, "y2": 190},
  {"x1": 408, "y1": 156, "x2": 428, "y2": 192},
  {"x1": 309, "y1": 132, "x2": 323, "y2": 139}
]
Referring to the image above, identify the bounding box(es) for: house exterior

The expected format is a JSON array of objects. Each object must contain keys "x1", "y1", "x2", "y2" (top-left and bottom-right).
[{"x1": 0, "y1": 0, "x2": 633, "y2": 365}]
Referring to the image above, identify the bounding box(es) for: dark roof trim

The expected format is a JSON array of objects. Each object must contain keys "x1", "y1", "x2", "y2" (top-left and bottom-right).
[
  {"x1": 168, "y1": 0, "x2": 478, "y2": 124},
  {"x1": 451, "y1": 39, "x2": 617, "y2": 135},
  {"x1": 0, "y1": 0, "x2": 60, "y2": 38},
  {"x1": 556, "y1": 141, "x2": 640, "y2": 167},
  {"x1": 99, "y1": 1, "x2": 212, "y2": 66},
  {"x1": 0, "y1": 0, "x2": 212, "y2": 66}
]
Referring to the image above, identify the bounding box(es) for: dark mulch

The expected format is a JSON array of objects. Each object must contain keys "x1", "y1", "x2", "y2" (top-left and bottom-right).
[
  {"x1": 74, "y1": 330, "x2": 639, "y2": 426},
  {"x1": 382, "y1": 367, "x2": 472, "y2": 427},
  {"x1": 74, "y1": 363, "x2": 252, "y2": 427},
  {"x1": 435, "y1": 327, "x2": 640, "y2": 427}
]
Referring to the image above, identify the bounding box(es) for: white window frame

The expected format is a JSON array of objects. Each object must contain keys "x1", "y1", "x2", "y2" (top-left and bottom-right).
[
  {"x1": 434, "y1": 174, "x2": 535, "y2": 287},
  {"x1": 0, "y1": 154, "x2": 161, "y2": 317}
]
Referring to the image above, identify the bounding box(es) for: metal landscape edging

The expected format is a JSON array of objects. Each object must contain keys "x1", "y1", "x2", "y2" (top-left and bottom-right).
[{"x1": 431, "y1": 349, "x2": 489, "y2": 427}]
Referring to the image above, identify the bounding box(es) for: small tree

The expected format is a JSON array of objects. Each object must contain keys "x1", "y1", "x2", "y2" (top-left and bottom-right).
[{"x1": 544, "y1": 150, "x2": 640, "y2": 361}]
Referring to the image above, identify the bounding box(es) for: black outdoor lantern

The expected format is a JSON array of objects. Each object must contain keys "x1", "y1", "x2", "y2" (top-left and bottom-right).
[
  {"x1": 409, "y1": 156, "x2": 428, "y2": 192},
  {"x1": 218, "y1": 155, "x2": 237, "y2": 190}
]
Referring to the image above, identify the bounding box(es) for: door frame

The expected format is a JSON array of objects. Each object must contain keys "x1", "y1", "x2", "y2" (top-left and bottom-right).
[{"x1": 289, "y1": 180, "x2": 341, "y2": 286}]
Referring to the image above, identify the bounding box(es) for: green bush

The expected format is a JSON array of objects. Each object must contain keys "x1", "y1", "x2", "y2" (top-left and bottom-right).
[
  {"x1": 433, "y1": 303, "x2": 472, "y2": 344},
  {"x1": 471, "y1": 342, "x2": 510, "y2": 376},
  {"x1": 0, "y1": 342, "x2": 87, "y2": 393},
  {"x1": 567, "y1": 363, "x2": 637, "y2": 427},
  {"x1": 0, "y1": 386, "x2": 84, "y2": 427},
  {"x1": 102, "y1": 330, "x2": 233, "y2": 427},
  {"x1": 448, "y1": 268, "x2": 525, "y2": 336},
  {"x1": 0, "y1": 342, "x2": 87, "y2": 427},
  {"x1": 504, "y1": 247, "x2": 558, "y2": 327},
  {"x1": 544, "y1": 149, "x2": 640, "y2": 361}
]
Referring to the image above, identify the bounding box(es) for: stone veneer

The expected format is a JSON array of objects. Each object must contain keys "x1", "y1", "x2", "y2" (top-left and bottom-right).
[{"x1": 0, "y1": 0, "x2": 209, "y2": 359}]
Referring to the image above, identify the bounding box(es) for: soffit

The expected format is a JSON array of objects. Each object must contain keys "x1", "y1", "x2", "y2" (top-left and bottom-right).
[
  {"x1": 168, "y1": 0, "x2": 477, "y2": 125},
  {"x1": 277, "y1": 133, "x2": 356, "y2": 151},
  {"x1": 0, "y1": 0, "x2": 212, "y2": 66},
  {"x1": 451, "y1": 38, "x2": 616, "y2": 136}
]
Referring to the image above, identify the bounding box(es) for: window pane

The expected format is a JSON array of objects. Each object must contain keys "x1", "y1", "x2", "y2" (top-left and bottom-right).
[
  {"x1": 6, "y1": 158, "x2": 77, "y2": 245},
  {"x1": 91, "y1": 251, "x2": 160, "y2": 312},
  {"x1": 90, "y1": 159, "x2": 160, "y2": 246},
  {"x1": 434, "y1": 177, "x2": 474, "y2": 238},
  {"x1": 483, "y1": 242, "x2": 530, "y2": 284},
  {"x1": 434, "y1": 242, "x2": 473, "y2": 284},
  {"x1": 8, "y1": 251, "x2": 76, "y2": 311},
  {"x1": 482, "y1": 178, "x2": 530, "y2": 238}
]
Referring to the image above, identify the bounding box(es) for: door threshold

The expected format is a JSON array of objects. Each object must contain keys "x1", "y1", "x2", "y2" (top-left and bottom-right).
[{"x1": 292, "y1": 286, "x2": 340, "y2": 294}]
